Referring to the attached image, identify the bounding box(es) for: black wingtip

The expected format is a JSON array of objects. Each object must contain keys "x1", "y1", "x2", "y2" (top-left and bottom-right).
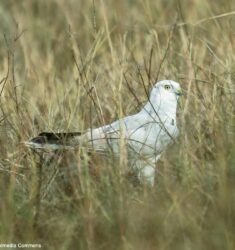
[
  {"x1": 31, "y1": 135, "x2": 48, "y2": 144},
  {"x1": 30, "y1": 132, "x2": 82, "y2": 144}
]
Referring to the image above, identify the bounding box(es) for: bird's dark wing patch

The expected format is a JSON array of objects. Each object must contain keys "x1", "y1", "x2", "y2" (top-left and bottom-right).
[{"x1": 31, "y1": 132, "x2": 82, "y2": 144}]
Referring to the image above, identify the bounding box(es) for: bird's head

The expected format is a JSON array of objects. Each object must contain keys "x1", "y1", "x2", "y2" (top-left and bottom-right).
[
  {"x1": 142, "y1": 80, "x2": 182, "y2": 118},
  {"x1": 151, "y1": 80, "x2": 182, "y2": 102}
]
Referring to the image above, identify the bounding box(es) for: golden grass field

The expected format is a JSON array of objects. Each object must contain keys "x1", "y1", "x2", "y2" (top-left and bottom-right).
[{"x1": 0, "y1": 0, "x2": 235, "y2": 249}]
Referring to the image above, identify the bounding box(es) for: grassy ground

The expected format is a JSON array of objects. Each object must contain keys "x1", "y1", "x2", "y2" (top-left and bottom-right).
[{"x1": 0, "y1": 0, "x2": 235, "y2": 249}]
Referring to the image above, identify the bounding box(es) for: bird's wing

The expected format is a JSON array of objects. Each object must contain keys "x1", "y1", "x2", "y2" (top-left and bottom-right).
[
  {"x1": 83, "y1": 113, "x2": 174, "y2": 156},
  {"x1": 77, "y1": 113, "x2": 149, "y2": 152}
]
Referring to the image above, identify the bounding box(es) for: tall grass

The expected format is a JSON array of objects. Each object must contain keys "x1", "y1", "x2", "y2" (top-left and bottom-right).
[{"x1": 0, "y1": 0, "x2": 235, "y2": 249}]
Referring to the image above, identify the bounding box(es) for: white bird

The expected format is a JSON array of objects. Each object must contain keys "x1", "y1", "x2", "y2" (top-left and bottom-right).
[{"x1": 25, "y1": 80, "x2": 182, "y2": 186}]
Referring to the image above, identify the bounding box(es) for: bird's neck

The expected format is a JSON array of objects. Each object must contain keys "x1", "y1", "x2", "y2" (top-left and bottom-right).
[{"x1": 141, "y1": 97, "x2": 177, "y2": 123}]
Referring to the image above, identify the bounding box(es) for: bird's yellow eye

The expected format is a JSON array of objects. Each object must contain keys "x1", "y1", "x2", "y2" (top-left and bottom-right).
[{"x1": 164, "y1": 85, "x2": 171, "y2": 90}]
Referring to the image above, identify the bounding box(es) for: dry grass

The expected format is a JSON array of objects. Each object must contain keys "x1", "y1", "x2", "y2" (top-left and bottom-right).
[{"x1": 0, "y1": 0, "x2": 235, "y2": 249}]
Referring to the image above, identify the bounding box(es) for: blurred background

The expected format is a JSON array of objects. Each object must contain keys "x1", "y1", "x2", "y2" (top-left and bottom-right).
[{"x1": 0, "y1": 1, "x2": 235, "y2": 249}]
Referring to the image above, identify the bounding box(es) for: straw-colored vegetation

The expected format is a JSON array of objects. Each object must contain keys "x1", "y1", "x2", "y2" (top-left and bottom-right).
[{"x1": 0, "y1": 1, "x2": 235, "y2": 249}]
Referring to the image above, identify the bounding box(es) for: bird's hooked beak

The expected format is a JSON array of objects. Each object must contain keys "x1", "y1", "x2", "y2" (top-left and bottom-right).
[{"x1": 175, "y1": 88, "x2": 183, "y2": 96}]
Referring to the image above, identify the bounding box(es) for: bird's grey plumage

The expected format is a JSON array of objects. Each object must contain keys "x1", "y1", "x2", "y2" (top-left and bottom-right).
[{"x1": 25, "y1": 80, "x2": 182, "y2": 186}]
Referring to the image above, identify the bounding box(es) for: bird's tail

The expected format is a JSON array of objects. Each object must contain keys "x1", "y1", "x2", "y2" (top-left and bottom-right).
[{"x1": 24, "y1": 132, "x2": 82, "y2": 150}]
